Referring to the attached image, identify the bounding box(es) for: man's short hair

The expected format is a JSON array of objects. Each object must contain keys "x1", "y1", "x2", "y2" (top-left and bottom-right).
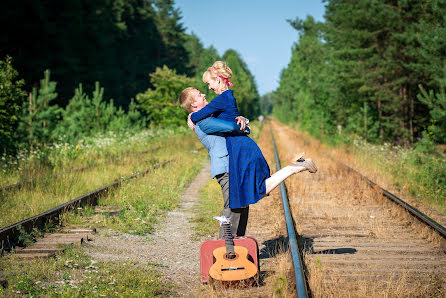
[{"x1": 178, "y1": 87, "x2": 196, "y2": 112}]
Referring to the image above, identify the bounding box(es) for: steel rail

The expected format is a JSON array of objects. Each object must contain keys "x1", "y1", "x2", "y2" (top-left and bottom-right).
[
  {"x1": 0, "y1": 159, "x2": 174, "y2": 252},
  {"x1": 270, "y1": 128, "x2": 309, "y2": 298},
  {"x1": 294, "y1": 130, "x2": 446, "y2": 241},
  {"x1": 336, "y1": 160, "x2": 446, "y2": 240}
]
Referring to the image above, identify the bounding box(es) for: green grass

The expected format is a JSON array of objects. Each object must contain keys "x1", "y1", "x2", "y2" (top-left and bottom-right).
[
  {"x1": 0, "y1": 127, "x2": 207, "y2": 297},
  {"x1": 346, "y1": 137, "x2": 446, "y2": 215},
  {"x1": 63, "y1": 146, "x2": 205, "y2": 235},
  {"x1": 0, "y1": 128, "x2": 183, "y2": 187},
  {"x1": 0, "y1": 246, "x2": 174, "y2": 297},
  {"x1": 189, "y1": 178, "x2": 222, "y2": 240},
  {"x1": 0, "y1": 127, "x2": 206, "y2": 230}
]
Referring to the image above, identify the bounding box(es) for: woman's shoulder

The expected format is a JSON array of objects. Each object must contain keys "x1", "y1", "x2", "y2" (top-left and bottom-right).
[
  {"x1": 222, "y1": 89, "x2": 234, "y2": 98},
  {"x1": 210, "y1": 90, "x2": 234, "y2": 104}
]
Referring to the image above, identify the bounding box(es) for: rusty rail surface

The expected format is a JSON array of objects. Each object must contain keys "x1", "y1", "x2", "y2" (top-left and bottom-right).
[
  {"x1": 328, "y1": 156, "x2": 446, "y2": 241},
  {"x1": 271, "y1": 128, "x2": 309, "y2": 298}
]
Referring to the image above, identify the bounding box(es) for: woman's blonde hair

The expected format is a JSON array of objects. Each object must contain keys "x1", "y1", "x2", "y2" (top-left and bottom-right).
[
  {"x1": 202, "y1": 61, "x2": 233, "y2": 91},
  {"x1": 178, "y1": 87, "x2": 196, "y2": 112}
]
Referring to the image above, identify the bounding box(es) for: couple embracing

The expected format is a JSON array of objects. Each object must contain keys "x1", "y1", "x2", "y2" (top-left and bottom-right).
[{"x1": 179, "y1": 61, "x2": 317, "y2": 238}]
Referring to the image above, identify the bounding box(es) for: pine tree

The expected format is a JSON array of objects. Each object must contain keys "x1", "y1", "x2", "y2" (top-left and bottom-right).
[
  {"x1": 19, "y1": 70, "x2": 61, "y2": 149},
  {"x1": 154, "y1": 0, "x2": 190, "y2": 74},
  {"x1": 275, "y1": 16, "x2": 333, "y2": 137},
  {"x1": 0, "y1": 56, "x2": 27, "y2": 153}
]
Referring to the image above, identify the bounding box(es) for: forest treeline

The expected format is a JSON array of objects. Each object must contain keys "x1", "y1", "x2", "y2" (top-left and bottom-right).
[
  {"x1": 0, "y1": 0, "x2": 260, "y2": 154},
  {"x1": 274, "y1": 0, "x2": 446, "y2": 146}
]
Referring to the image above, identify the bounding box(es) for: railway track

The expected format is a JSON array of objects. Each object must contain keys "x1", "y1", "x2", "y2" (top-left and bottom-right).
[
  {"x1": 270, "y1": 120, "x2": 446, "y2": 297},
  {"x1": 0, "y1": 159, "x2": 174, "y2": 252},
  {"x1": 1, "y1": 120, "x2": 444, "y2": 296}
]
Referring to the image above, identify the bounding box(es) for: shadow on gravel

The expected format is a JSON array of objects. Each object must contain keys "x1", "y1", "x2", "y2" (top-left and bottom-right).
[
  {"x1": 260, "y1": 236, "x2": 289, "y2": 259},
  {"x1": 313, "y1": 248, "x2": 357, "y2": 254},
  {"x1": 300, "y1": 237, "x2": 357, "y2": 254}
]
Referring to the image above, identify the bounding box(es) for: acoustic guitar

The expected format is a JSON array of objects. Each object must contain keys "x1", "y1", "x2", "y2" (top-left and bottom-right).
[{"x1": 209, "y1": 218, "x2": 258, "y2": 282}]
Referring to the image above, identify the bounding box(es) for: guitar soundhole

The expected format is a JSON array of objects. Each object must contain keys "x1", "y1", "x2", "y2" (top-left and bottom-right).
[{"x1": 224, "y1": 253, "x2": 238, "y2": 260}]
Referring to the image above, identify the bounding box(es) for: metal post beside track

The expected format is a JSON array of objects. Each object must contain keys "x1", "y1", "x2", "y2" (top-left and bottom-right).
[{"x1": 271, "y1": 128, "x2": 308, "y2": 298}]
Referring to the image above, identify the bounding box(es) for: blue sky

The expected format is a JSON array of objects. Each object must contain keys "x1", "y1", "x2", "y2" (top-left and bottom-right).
[{"x1": 174, "y1": 0, "x2": 326, "y2": 96}]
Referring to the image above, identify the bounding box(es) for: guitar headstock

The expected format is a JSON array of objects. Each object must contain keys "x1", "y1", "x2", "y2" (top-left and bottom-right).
[{"x1": 213, "y1": 216, "x2": 231, "y2": 226}]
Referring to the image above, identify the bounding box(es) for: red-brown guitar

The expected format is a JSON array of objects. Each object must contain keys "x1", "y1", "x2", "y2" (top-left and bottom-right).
[{"x1": 209, "y1": 218, "x2": 258, "y2": 282}]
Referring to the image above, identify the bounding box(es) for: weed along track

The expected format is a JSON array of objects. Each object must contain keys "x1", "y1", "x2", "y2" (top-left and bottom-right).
[
  {"x1": 1, "y1": 122, "x2": 445, "y2": 296},
  {"x1": 269, "y1": 120, "x2": 446, "y2": 297},
  {"x1": 0, "y1": 147, "x2": 161, "y2": 195},
  {"x1": 0, "y1": 130, "x2": 207, "y2": 296},
  {"x1": 0, "y1": 159, "x2": 174, "y2": 253},
  {"x1": 0, "y1": 147, "x2": 167, "y2": 229}
]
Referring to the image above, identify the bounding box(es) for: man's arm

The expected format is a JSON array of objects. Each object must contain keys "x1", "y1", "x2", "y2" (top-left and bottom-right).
[
  {"x1": 197, "y1": 117, "x2": 250, "y2": 136},
  {"x1": 190, "y1": 96, "x2": 225, "y2": 123}
]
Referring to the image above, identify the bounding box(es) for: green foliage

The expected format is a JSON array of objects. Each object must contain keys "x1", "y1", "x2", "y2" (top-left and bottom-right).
[
  {"x1": 54, "y1": 82, "x2": 143, "y2": 142},
  {"x1": 18, "y1": 70, "x2": 61, "y2": 149},
  {"x1": 16, "y1": 225, "x2": 35, "y2": 247},
  {"x1": 260, "y1": 92, "x2": 275, "y2": 116},
  {"x1": 184, "y1": 34, "x2": 221, "y2": 99},
  {"x1": 275, "y1": 16, "x2": 333, "y2": 138},
  {"x1": 154, "y1": 0, "x2": 190, "y2": 75},
  {"x1": 414, "y1": 131, "x2": 436, "y2": 154},
  {"x1": 0, "y1": 247, "x2": 174, "y2": 297},
  {"x1": 275, "y1": 0, "x2": 446, "y2": 146},
  {"x1": 0, "y1": 0, "x2": 189, "y2": 107},
  {"x1": 0, "y1": 56, "x2": 26, "y2": 153},
  {"x1": 223, "y1": 49, "x2": 260, "y2": 119},
  {"x1": 136, "y1": 65, "x2": 195, "y2": 127},
  {"x1": 418, "y1": 84, "x2": 446, "y2": 143}
]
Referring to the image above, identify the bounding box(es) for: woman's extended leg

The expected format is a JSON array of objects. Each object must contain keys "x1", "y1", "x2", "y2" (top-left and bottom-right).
[{"x1": 264, "y1": 159, "x2": 317, "y2": 196}]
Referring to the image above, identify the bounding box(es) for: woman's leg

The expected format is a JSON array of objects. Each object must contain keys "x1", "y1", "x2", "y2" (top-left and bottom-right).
[{"x1": 264, "y1": 159, "x2": 317, "y2": 196}]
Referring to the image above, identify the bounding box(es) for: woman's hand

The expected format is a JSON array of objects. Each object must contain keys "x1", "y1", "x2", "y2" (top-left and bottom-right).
[
  {"x1": 235, "y1": 116, "x2": 247, "y2": 130},
  {"x1": 187, "y1": 113, "x2": 195, "y2": 130}
]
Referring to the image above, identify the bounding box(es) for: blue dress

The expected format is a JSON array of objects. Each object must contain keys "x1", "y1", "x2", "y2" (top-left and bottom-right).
[{"x1": 191, "y1": 90, "x2": 271, "y2": 208}]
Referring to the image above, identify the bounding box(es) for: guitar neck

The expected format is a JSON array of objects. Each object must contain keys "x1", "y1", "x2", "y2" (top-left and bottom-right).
[{"x1": 222, "y1": 222, "x2": 235, "y2": 256}]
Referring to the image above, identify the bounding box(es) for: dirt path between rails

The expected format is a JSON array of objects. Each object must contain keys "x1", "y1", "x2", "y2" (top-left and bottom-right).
[
  {"x1": 84, "y1": 162, "x2": 212, "y2": 296},
  {"x1": 270, "y1": 119, "x2": 446, "y2": 297},
  {"x1": 197, "y1": 121, "x2": 298, "y2": 297},
  {"x1": 84, "y1": 122, "x2": 303, "y2": 297}
]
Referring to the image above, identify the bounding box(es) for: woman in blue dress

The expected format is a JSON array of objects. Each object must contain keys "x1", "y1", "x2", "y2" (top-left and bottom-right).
[{"x1": 190, "y1": 61, "x2": 317, "y2": 210}]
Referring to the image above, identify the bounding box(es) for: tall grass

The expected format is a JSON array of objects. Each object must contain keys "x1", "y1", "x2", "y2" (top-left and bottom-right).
[
  {"x1": 189, "y1": 180, "x2": 222, "y2": 240},
  {"x1": 1, "y1": 128, "x2": 187, "y2": 186},
  {"x1": 286, "y1": 120, "x2": 446, "y2": 216},
  {"x1": 0, "y1": 127, "x2": 206, "y2": 229},
  {"x1": 63, "y1": 141, "x2": 205, "y2": 235},
  {"x1": 343, "y1": 136, "x2": 446, "y2": 215},
  {"x1": 0, "y1": 246, "x2": 174, "y2": 297}
]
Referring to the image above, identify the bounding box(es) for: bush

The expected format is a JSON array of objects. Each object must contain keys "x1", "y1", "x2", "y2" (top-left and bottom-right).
[
  {"x1": 54, "y1": 82, "x2": 145, "y2": 142},
  {"x1": 0, "y1": 56, "x2": 27, "y2": 153},
  {"x1": 136, "y1": 65, "x2": 195, "y2": 127}
]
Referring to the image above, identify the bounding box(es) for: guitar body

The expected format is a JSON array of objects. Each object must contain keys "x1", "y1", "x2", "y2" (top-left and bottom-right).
[
  {"x1": 209, "y1": 245, "x2": 258, "y2": 281},
  {"x1": 200, "y1": 236, "x2": 259, "y2": 284}
]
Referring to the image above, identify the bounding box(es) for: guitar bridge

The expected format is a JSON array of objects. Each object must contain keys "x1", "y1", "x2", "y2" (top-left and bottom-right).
[{"x1": 221, "y1": 267, "x2": 246, "y2": 271}]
